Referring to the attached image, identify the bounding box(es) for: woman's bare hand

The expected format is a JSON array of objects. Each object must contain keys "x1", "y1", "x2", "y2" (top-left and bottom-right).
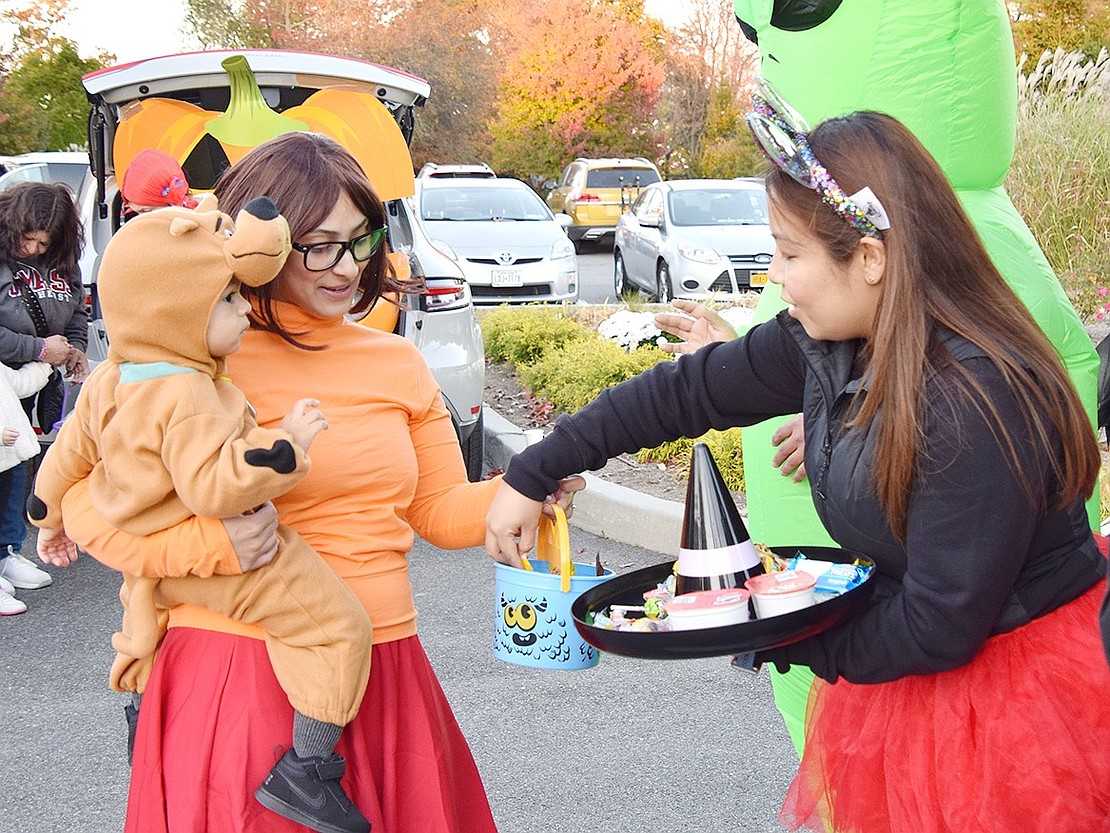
[
  {"x1": 654, "y1": 299, "x2": 737, "y2": 355},
  {"x1": 771, "y1": 414, "x2": 807, "y2": 482},
  {"x1": 221, "y1": 501, "x2": 280, "y2": 572}
]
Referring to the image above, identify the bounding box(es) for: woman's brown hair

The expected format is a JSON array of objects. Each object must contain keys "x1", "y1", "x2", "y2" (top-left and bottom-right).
[
  {"x1": 0, "y1": 181, "x2": 84, "y2": 283},
  {"x1": 765, "y1": 111, "x2": 1099, "y2": 540},
  {"x1": 213, "y1": 131, "x2": 420, "y2": 347}
]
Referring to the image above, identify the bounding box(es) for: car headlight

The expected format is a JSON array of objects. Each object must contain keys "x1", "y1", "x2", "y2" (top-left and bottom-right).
[
  {"x1": 677, "y1": 242, "x2": 722, "y2": 264},
  {"x1": 550, "y1": 236, "x2": 576, "y2": 259},
  {"x1": 430, "y1": 239, "x2": 459, "y2": 261}
]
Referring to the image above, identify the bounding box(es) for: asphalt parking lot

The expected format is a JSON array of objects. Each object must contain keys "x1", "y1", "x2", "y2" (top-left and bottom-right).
[{"x1": 2, "y1": 521, "x2": 798, "y2": 833}]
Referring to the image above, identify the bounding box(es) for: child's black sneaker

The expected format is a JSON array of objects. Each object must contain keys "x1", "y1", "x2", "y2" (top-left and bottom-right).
[
  {"x1": 254, "y1": 749, "x2": 370, "y2": 833},
  {"x1": 124, "y1": 702, "x2": 139, "y2": 766}
]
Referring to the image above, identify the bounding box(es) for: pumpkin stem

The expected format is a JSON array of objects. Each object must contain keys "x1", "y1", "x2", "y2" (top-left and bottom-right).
[{"x1": 207, "y1": 55, "x2": 309, "y2": 148}]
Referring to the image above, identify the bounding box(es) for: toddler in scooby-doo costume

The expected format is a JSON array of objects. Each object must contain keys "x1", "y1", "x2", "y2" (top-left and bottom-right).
[{"x1": 28, "y1": 194, "x2": 373, "y2": 833}]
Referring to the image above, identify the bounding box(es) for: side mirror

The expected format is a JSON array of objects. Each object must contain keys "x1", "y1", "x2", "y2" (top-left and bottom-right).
[
  {"x1": 542, "y1": 179, "x2": 557, "y2": 190},
  {"x1": 639, "y1": 214, "x2": 661, "y2": 228}
]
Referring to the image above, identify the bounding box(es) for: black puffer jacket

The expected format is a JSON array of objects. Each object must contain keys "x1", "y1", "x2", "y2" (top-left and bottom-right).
[{"x1": 504, "y1": 312, "x2": 1104, "y2": 683}]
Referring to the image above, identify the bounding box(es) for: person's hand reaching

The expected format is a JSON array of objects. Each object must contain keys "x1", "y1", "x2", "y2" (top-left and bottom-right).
[
  {"x1": 771, "y1": 413, "x2": 807, "y2": 482},
  {"x1": 37, "y1": 526, "x2": 79, "y2": 567},
  {"x1": 1, "y1": 426, "x2": 17, "y2": 446},
  {"x1": 485, "y1": 482, "x2": 546, "y2": 568},
  {"x1": 654, "y1": 299, "x2": 737, "y2": 355},
  {"x1": 543, "y1": 475, "x2": 586, "y2": 520},
  {"x1": 280, "y1": 398, "x2": 328, "y2": 451}
]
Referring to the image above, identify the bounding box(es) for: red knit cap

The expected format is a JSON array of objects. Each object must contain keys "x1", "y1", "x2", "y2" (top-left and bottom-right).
[{"x1": 121, "y1": 149, "x2": 199, "y2": 209}]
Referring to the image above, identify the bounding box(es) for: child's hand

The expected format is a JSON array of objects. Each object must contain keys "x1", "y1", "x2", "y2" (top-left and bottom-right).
[
  {"x1": 37, "y1": 527, "x2": 79, "y2": 567},
  {"x1": 280, "y1": 398, "x2": 328, "y2": 450},
  {"x1": 1, "y1": 427, "x2": 18, "y2": 446}
]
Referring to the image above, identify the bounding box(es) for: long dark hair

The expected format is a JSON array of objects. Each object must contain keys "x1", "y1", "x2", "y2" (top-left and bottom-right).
[
  {"x1": 213, "y1": 132, "x2": 420, "y2": 347},
  {"x1": 0, "y1": 181, "x2": 83, "y2": 282},
  {"x1": 765, "y1": 111, "x2": 1099, "y2": 540}
]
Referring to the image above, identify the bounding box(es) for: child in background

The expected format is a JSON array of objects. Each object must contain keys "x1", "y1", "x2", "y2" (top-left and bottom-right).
[
  {"x1": 30, "y1": 195, "x2": 373, "y2": 833},
  {"x1": 0, "y1": 359, "x2": 51, "y2": 614},
  {"x1": 119, "y1": 148, "x2": 198, "y2": 218}
]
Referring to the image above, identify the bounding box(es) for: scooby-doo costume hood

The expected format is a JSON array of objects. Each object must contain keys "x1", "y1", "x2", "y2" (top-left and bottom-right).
[{"x1": 98, "y1": 193, "x2": 291, "y2": 376}]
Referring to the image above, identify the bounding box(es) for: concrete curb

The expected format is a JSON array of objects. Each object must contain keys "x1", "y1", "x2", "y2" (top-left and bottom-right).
[{"x1": 483, "y1": 405, "x2": 683, "y2": 553}]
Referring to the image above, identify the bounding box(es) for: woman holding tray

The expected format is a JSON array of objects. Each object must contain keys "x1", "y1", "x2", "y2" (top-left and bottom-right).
[{"x1": 485, "y1": 84, "x2": 1110, "y2": 832}]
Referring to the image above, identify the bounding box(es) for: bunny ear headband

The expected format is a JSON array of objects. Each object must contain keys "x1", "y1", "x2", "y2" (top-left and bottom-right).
[{"x1": 746, "y1": 78, "x2": 890, "y2": 238}]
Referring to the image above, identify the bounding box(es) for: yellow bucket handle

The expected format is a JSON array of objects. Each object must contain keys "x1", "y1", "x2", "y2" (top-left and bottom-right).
[{"x1": 537, "y1": 504, "x2": 574, "y2": 592}]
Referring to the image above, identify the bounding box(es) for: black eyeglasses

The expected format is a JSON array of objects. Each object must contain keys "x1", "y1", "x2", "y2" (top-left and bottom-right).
[{"x1": 290, "y1": 226, "x2": 387, "y2": 272}]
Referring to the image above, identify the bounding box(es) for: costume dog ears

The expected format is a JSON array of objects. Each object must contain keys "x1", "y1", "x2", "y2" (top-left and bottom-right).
[{"x1": 157, "y1": 193, "x2": 292, "y2": 288}]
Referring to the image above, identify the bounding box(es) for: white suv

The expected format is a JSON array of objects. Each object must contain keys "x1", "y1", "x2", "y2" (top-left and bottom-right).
[
  {"x1": 80, "y1": 50, "x2": 487, "y2": 478},
  {"x1": 417, "y1": 162, "x2": 496, "y2": 180}
]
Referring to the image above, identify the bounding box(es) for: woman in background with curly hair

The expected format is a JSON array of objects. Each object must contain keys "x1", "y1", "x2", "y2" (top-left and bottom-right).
[{"x1": 0, "y1": 181, "x2": 88, "y2": 598}]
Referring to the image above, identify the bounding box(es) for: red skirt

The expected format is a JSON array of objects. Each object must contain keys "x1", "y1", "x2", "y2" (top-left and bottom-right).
[
  {"x1": 126, "y1": 629, "x2": 498, "y2": 833},
  {"x1": 780, "y1": 584, "x2": 1110, "y2": 832}
]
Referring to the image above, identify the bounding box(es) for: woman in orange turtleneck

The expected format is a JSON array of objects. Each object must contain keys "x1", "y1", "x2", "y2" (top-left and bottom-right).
[{"x1": 59, "y1": 132, "x2": 582, "y2": 833}]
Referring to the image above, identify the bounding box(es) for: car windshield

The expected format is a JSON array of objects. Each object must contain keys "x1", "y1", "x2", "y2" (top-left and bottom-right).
[
  {"x1": 668, "y1": 189, "x2": 769, "y2": 226},
  {"x1": 586, "y1": 168, "x2": 660, "y2": 188},
  {"x1": 421, "y1": 187, "x2": 550, "y2": 221}
]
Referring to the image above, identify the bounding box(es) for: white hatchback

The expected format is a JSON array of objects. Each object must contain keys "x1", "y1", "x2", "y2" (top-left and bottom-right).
[
  {"x1": 417, "y1": 177, "x2": 578, "y2": 305},
  {"x1": 614, "y1": 178, "x2": 775, "y2": 302}
]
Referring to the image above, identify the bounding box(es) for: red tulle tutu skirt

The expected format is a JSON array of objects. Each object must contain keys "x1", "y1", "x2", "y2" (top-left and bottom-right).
[
  {"x1": 780, "y1": 584, "x2": 1110, "y2": 832},
  {"x1": 126, "y1": 629, "x2": 498, "y2": 833}
]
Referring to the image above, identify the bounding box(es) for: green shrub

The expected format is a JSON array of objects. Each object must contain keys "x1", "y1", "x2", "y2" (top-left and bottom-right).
[
  {"x1": 484, "y1": 302, "x2": 748, "y2": 491},
  {"x1": 480, "y1": 304, "x2": 589, "y2": 365},
  {"x1": 519, "y1": 337, "x2": 669, "y2": 413},
  {"x1": 637, "y1": 428, "x2": 746, "y2": 493}
]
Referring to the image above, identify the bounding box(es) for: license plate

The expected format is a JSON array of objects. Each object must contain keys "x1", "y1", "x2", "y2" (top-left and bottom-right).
[
  {"x1": 750, "y1": 272, "x2": 768, "y2": 287},
  {"x1": 491, "y1": 269, "x2": 523, "y2": 287}
]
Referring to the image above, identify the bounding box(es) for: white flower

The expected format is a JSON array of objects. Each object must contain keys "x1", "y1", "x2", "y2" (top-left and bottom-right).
[{"x1": 598, "y1": 310, "x2": 662, "y2": 351}]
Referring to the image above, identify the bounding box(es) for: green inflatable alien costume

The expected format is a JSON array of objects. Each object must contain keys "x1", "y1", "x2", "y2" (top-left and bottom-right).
[{"x1": 731, "y1": 0, "x2": 1100, "y2": 755}]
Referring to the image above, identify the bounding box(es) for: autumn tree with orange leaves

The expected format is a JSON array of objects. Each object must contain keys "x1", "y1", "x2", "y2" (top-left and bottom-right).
[{"x1": 487, "y1": 0, "x2": 665, "y2": 179}]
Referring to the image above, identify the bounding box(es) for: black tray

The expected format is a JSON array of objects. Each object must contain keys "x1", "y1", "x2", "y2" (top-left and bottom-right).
[{"x1": 571, "y1": 546, "x2": 874, "y2": 660}]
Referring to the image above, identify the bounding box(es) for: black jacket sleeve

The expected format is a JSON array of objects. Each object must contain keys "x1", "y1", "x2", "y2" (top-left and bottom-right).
[{"x1": 503, "y1": 319, "x2": 806, "y2": 501}]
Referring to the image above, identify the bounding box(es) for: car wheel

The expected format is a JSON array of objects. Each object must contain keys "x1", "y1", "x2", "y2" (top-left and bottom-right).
[
  {"x1": 461, "y1": 410, "x2": 485, "y2": 482},
  {"x1": 614, "y1": 250, "x2": 628, "y2": 297},
  {"x1": 655, "y1": 261, "x2": 673, "y2": 303}
]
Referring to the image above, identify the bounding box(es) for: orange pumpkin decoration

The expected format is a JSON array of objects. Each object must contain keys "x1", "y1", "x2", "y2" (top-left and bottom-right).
[{"x1": 113, "y1": 54, "x2": 416, "y2": 200}]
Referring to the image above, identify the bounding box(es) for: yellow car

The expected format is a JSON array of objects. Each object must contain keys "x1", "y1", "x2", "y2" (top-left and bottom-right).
[{"x1": 543, "y1": 157, "x2": 660, "y2": 247}]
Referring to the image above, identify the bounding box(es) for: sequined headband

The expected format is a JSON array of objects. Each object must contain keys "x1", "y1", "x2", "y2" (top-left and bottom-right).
[{"x1": 746, "y1": 80, "x2": 890, "y2": 238}]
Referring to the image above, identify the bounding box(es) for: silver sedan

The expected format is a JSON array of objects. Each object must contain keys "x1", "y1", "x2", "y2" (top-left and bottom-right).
[{"x1": 613, "y1": 178, "x2": 774, "y2": 302}]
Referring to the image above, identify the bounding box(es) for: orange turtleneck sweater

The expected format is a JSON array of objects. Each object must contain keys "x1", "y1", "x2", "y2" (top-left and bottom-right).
[{"x1": 62, "y1": 302, "x2": 501, "y2": 645}]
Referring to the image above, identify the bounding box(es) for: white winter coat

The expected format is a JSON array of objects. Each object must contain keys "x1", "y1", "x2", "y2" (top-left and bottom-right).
[{"x1": 0, "y1": 361, "x2": 52, "y2": 472}]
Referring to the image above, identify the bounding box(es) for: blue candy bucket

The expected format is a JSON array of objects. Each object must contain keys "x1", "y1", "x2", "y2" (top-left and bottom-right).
[{"x1": 493, "y1": 507, "x2": 614, "y2": 670}]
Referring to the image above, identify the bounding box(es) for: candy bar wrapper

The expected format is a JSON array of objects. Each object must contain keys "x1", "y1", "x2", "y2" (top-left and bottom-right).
[{"x1": 787, "y1": 554, "x2": 871, "y2": 595}]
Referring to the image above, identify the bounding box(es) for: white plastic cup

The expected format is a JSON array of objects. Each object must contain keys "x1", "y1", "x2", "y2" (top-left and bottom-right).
[
  {"x1": 664, "y1": 587, "x2": 751, "y2": 631},
  {"x1": 744, "y1": 570, "x2": 817, "y2": 619},
  {"x1": 522, "y1": 428, "x2": 545, "y2": 446}
]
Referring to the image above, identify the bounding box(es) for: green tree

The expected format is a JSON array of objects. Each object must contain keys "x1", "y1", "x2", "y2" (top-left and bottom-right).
[
  {"x1": 0, "y1": 88, "x2": 48, "y2": 153},
  {"x1": 692, "y1": 76, "x2": 762, "y2": 178},
  {"x1": 0, "y1": 0, "x2": 104, "y2": 151},
  {"x1": 4, "y1": 41, "x2": 101, "y2": 149},
  {"x1": 1012, "y1": 0, "x2": 1110, "y2": 60},
  {"x1": 183, "y1": 0, "x2": 271, "y2": 49}
]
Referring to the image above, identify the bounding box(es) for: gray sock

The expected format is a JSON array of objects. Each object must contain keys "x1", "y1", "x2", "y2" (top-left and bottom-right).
[{"x1": 292, "y1": 712, "x2": 342, "y2": 760}]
